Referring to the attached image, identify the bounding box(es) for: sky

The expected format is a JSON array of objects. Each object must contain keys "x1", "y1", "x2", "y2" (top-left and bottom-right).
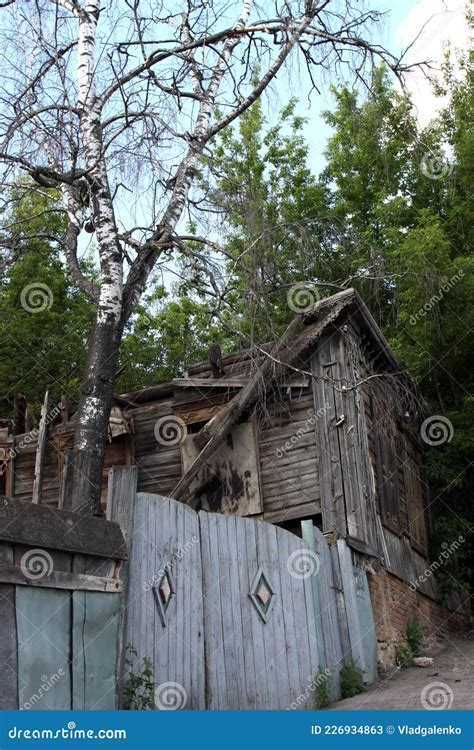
[{"x1": 297, "y1": 0, "x2": 470, "y2": 175}]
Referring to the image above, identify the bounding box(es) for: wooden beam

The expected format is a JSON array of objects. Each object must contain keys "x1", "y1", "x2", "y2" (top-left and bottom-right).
[
  {"x1": 0, "y1": 563, "x2": 122, "y2": 592},
  {"x1": 32, "y1": 390, "x2": 50, "y2": 504},
  {"x1": 172, "y1": 377, "x2": 247, "y2": 389},
  {"x1": 0, "y1": 495, "x2": 128, "y2": 560}
]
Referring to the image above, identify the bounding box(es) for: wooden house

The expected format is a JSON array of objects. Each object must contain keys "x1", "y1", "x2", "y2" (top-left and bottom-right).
[{"x1": 0, "y1": 289, "x2": 467, "y2": 664}]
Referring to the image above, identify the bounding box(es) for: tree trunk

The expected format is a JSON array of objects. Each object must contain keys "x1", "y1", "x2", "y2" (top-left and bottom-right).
[{"x1": 68, "y1": 310, "x2": 123, "y2": 515}]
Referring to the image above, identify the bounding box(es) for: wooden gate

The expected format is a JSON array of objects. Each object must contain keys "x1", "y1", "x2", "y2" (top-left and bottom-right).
[
  {"x1": 200, "y1": 512, "x2": 319, "y2": 709},
  {"x1": 123, "y1": 492, "x2": 377, "y2": 710}
]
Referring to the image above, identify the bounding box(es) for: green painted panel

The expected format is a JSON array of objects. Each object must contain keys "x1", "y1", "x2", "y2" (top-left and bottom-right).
[
  {"x1": 16, "y1": 587, "x2": 71, "y2": 709},
  {"x1": 72, "y1": 591, "x2": 121, "y2": 710}
]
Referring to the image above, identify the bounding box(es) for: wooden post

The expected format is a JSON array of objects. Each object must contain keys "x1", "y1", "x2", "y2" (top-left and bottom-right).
[
  {"x1": 106, "y1": 466, "x2": 138, "y2": 708},
  {"x1": 32, "y1": 391, "x2": 50, "y2": 505},
  {"x1": 60, "y1": 395, "x2": 69, "y2": 424},
  {"x1": 13, "y1": 393, "x2": 26, "y2": 435}
]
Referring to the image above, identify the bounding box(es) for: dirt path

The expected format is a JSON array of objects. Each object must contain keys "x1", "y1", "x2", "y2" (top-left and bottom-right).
[{"x1": 329, "y1": 634, "x2": 474, "y2": 710}]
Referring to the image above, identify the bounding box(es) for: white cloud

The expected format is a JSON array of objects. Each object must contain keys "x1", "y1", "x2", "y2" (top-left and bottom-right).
[{"x1": 395, "y1": 0, "x2": 470, "y2": 127}]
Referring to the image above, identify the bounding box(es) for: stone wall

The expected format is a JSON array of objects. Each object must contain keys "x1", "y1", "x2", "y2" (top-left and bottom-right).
[{"x1": 367, "y1": 567, "x2": 469, "y2": 672}]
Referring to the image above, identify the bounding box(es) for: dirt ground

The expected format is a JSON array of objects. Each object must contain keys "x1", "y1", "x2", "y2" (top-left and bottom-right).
[{"x1": 329, "y1": 633, "x2": 474, "y2": 710}]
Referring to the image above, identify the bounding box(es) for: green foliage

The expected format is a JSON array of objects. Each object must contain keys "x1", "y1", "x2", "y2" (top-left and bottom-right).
[
  {"x1": 314, "y1": 668, "x2": 332, "y2": 709},
  {"x1": 0, "y1": 187, "x2": 95, "y2": 419},
  {"x1": 406, "y1": 619, "x2": 425, "y2": 657},
  {"x1": 123, "y1": 648, "x2": 155, "y2": 710},
  {"x1": 394, "y1": 642, "x2": 413, "y2": 668},
  {"x1": 339, "y1": 660, "x2": 364, "y2": 699}
]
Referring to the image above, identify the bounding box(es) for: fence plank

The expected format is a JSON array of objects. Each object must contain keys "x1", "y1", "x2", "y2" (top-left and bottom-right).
[
  {"x1": 313, "y1": 526, "x2": 344, "y2": 697},
  {"x1": 352, "y1": 566, "x2": 378, "y2": 685},
  {"x1": 72, "y1": 590, "x2": 121, "y2": 709},
  {"x1": 301, "y1": 521, "x2": 326, "y2": 671},
  {"x1": 336, "y1": 541, "x2": 365, "y2": 673},
  {"x1": 0, "y1": 564, "x2": 122, "y2": 592},
  {"x1": 0, "y1": 495, "x2": 128, "y2": 559},
  {"x1": 0, "y1": 540, "x2": 18, "y2": 709},
  {"x1": 16, "y1": 587, "x2": 72, "y2": 709},
  {"x1": 106, "y1": 466, "x2": 138, "y2": 539}
]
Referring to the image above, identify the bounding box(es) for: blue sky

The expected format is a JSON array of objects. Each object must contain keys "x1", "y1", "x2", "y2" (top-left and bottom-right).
[{"x1": 290, "y1": 0, "x2": 469, "y2": 175}]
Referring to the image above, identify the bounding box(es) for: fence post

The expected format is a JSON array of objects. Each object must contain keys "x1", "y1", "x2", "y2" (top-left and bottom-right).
[{"x1": 106, "y1": 466, "x2": 138, "y2": 708}]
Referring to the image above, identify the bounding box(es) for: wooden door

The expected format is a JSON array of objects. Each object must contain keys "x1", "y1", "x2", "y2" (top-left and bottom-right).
[
  {"x1": 199, "y1": 511, "x2": 319, "y2": 709},
  {"x1": 125, "y1": 493, "x2": 205, "y2": 709}
]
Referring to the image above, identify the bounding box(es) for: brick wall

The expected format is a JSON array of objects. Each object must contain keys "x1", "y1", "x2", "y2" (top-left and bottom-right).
[{"x1": 367, "y1": 567, "x2": 469, "y2": 671}]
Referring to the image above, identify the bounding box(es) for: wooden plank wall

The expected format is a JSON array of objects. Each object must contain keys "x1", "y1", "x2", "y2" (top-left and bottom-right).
[
  {"x1": 257, "y1": 386, "x2": 321, "y2": 523},
  {"x1": 132, "y1": 402, "x2": 183, "y2": 497}
]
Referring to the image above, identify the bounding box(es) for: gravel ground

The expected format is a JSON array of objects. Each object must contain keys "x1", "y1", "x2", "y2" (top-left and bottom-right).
[{"x1": 328, "y1": 634, "x2": 474, "y2": 710}]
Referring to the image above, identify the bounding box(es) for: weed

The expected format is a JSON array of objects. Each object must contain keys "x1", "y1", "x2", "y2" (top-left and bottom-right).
[
  {"x1": 339, "y1": 659, "x2": 364, "y2": 699},
  {"x1": 394, "y1": 642, "x2": 412, "y2": 667},
  {"x1": 124, "y1": 647, "x2": 155, "y2": 710},
  {"x1": 315, "y1": 668, "x2": 332, "y2": 709}
]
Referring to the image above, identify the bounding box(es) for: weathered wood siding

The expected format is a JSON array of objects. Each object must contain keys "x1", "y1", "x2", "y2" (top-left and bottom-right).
[
  {"x1": 132, "y1": 403, "x2": 183, "y2": 497},
  {"x1": 257, "y1": 387, "x2": 321, "y2": 523},
  {"x1": 311, "y1": 329, "x2": 379, "y2": 550}
]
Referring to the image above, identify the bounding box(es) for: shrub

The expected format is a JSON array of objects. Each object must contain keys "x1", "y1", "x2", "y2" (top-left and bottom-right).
[
  {"x1": 339, "y1": 660, "x2": 364, "y2": 699},
  {"x1": 406, "y1": 618, "x2": 425, "y2": 657}
]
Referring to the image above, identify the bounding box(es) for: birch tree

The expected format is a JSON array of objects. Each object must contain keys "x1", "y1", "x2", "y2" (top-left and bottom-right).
[{"x1": 0, "y1": 0, "x2": 416, "y2": 514}]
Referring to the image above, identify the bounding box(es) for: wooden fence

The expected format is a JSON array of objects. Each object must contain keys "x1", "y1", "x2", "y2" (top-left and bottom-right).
[
  {"x1": 0, "y1": 495, "x2": 127, "y2": 710},
  {"x1": 119, "y1": 476, "x2": 378, "y2": 710},
  {"x1": 0, "y1": 469, "x2": 378, "y2": 711}
]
